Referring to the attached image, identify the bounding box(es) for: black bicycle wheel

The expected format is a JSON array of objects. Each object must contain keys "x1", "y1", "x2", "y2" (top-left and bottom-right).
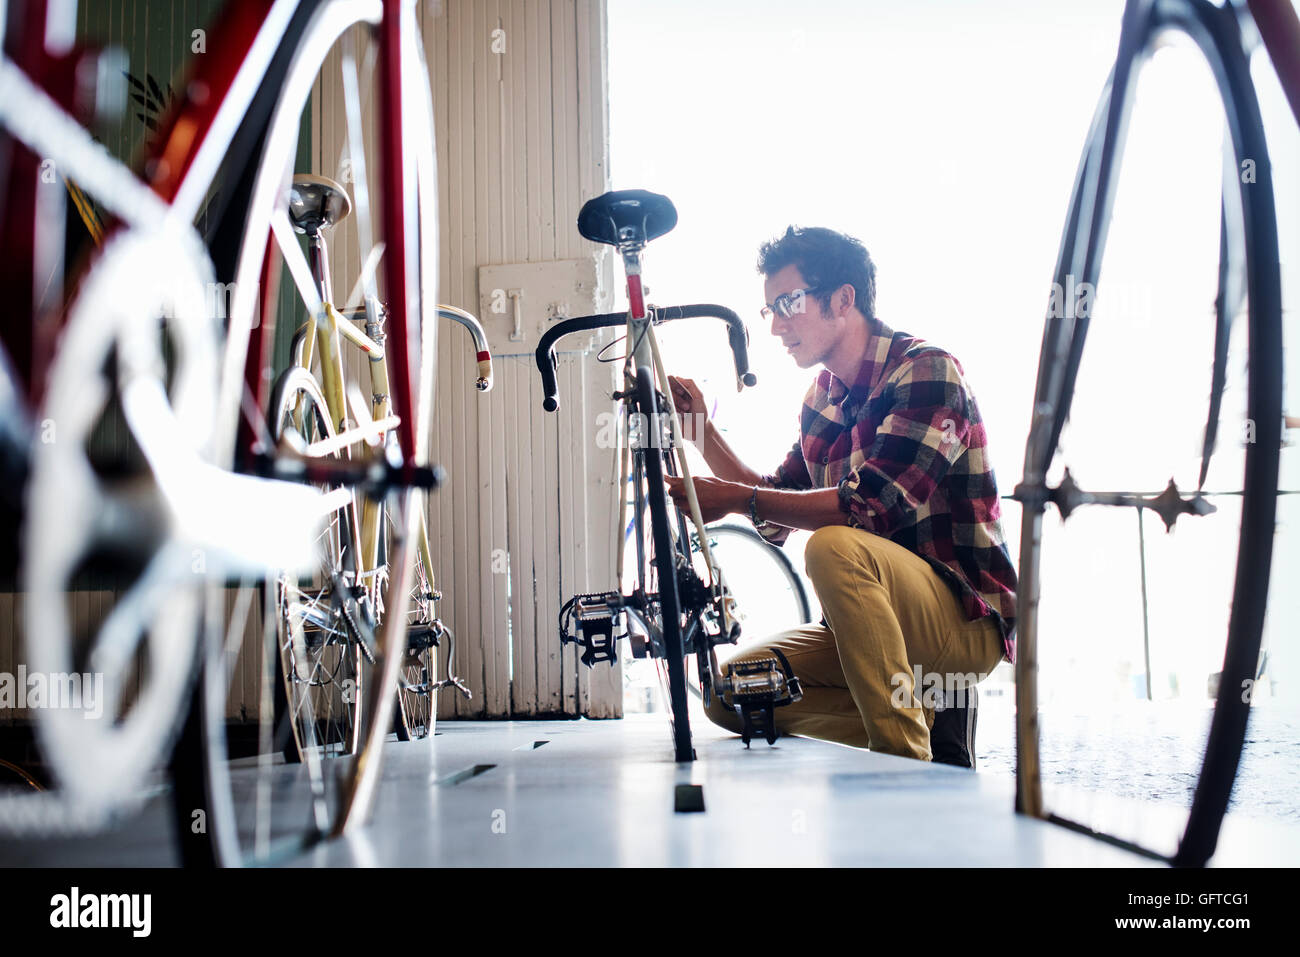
[
  {"x1": 699, "y1": 524, "x2": 811, "y2": 629},
  {"x1": 634, "y1": 365, "x2": 694, "y2": 762},
  {"x1": 1015, "y1": 0, "x2": 1283, "y2": 868},
  {"x1": 684, "y1": 523, "x2": 813, "y2": 702}
]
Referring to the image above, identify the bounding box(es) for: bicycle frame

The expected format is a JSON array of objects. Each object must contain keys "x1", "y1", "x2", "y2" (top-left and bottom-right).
[
  {"x1": 286, "y1": 232, "x2": 492, "y2": 619},
  {"x1": 536, "y1": 225, "x2": 807, "y2": 748}
]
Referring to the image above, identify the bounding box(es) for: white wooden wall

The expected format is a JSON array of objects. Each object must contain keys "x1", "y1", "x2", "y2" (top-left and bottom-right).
[
  {"x1": 312, "y1": 0, "x2": 621, "y2": 719},
  {"x1": 423, "y1": 0, "x2": 620, "y2": 718}
]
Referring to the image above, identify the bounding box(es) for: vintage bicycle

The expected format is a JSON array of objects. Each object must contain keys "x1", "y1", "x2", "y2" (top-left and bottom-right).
[
  {"x1": 264, "y1": 173, "x2": 484, "y2": 762},
  {"x1": 536, "y1": 189, "x2": 806, "y2": 762}
]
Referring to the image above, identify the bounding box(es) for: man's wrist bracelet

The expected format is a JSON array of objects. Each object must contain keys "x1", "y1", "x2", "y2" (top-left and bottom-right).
[{"x1": 748, "y1": 485, "x2": 760, "y2": 525}]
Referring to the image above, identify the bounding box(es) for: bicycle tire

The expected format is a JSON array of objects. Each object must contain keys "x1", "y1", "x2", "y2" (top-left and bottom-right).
[
  {"x1": 1016, "y1": 0, "x2": 1283, "y2": 868},
  {"x1": 634, "y1": 365, "x2": 695, "y2": 762},
  {"x1": 683, "y1": 523, "x2": 812, "y2": 702},
  {"x1": 268, "y1": 366, "x2": 364, "y2": 762},
  {"x1": 700, "y1": 523, "x2": 812, "y2": 626},
  {"x1": 392, "y1": 495, "x2": 437, "y2": 741}
]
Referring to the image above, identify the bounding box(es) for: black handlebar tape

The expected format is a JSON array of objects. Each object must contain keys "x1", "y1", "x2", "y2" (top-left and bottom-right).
[
  {"x1": 653, "y1": 304, "x2": 758, "y2": 389},
  {"x1": 534, "y1": 304, "x2": 757, "y2": 412}
]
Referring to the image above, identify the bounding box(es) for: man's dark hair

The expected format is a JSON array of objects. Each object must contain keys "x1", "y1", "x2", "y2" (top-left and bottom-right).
[{"x1": 757, "y1": 226, "x2": 877, "y2": 319}]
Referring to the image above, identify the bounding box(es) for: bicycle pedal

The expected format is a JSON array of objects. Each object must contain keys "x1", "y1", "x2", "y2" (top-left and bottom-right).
[
  {"x1": 736, "y1": 703, "x2": 779, "y2": 747},
  {"x1": 406, "y1": 621, "x2": 444, "y2": 653},
  {"x1": 725, "y1": 652, "x2": 803, "y2": 748},
  {"x1": 562, "y1": 593, "x2": 623, "y2": 667},
  {"x1": 729, "y1": 656, "x2": 802, "y2": 705},
  {"x1": 577, "y1": 616, "x2": 617, "y2": 667}
]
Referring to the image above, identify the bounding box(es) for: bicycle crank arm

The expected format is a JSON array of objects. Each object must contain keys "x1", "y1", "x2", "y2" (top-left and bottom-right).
[{"x1": 119, "y1": 376, "x2": 331, "y2": 575}]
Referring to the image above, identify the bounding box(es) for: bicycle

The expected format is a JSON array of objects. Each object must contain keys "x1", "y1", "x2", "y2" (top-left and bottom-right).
[
  {"x1": 536, "y1": 189, "x2": 805, "y2": 762},
  {"x1": 0, "y1": 0, "x2": 446, "y2": 863},
  {"x1": 1012, "y1": 0, "x2": 1297, "y2": 867},
  {"x1": 263, "y1": 174, "x2": 482, "y2": 764}
]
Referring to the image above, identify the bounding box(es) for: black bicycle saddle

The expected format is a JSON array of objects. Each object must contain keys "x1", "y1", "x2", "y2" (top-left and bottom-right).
[{"x1": 577, "y1": 189, "x2": 677, "y2": 247}]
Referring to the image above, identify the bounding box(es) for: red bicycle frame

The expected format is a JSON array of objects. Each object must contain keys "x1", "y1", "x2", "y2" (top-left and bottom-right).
[{"x1": 0, "y1": 0, "x2": 425, "y2": 473}]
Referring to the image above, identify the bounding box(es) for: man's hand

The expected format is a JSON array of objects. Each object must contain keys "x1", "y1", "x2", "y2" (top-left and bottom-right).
[
  {"x1": 667, "y1": 375, "x2": 708, "y2": 444},
  {"x1": 664, "y1": 474, "x2": 750, "y2": 524}
]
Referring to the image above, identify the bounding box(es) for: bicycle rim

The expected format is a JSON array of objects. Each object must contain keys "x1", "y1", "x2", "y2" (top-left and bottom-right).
[
  {"x1": 634, "y1": 366, "x2": 694, "y2": 762},
  {"x1": 270, "y1": 368, "x2": 363, "y2": 763},
  {"x1": 1016, "y1": 0, "x2": 1283, "y2": 868},
  {"x1": 684, "y1": 523, "x2": 812, "y2": 701},
  {"x1": 392, "y1": 494, "x2": 437, "y2": 741}
]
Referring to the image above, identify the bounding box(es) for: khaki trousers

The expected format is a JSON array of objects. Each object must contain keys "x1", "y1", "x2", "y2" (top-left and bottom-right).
[{"x1": 704, "y1": 524, "x2": 1004, "y2": 761}]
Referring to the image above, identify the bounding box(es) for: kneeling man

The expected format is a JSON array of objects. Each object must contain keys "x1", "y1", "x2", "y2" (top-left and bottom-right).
[{"x1": 665, "y1": 225, "x2": 1017, "y2": 767}]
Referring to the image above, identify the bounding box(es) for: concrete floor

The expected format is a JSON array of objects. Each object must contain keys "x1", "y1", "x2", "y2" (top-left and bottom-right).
[
  {"x1": 287, "y1": 715, "x2": 1157, "y2": 867},
  {"x1": 2, "y1": 713, "x2": 1295, "y2": 866}
]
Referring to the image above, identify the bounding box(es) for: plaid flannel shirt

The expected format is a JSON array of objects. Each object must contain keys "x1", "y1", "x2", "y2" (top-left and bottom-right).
[{"x1": 760, "y1": 319, "x2": 1018, "y2": 662}]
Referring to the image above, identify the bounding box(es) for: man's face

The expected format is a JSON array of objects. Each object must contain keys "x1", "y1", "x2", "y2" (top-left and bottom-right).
[{"x1": 763, "y1": 263, "x2": 841, "y2": 369}]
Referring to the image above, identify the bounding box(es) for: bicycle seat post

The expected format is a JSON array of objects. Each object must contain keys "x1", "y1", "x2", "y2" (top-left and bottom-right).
[
  {"x1": 288, "y1": 173, "x2": 353, "y2": 304},
  {"x1": 622, "y1": 245, "x2": 646, "y2": 321},
  {"x1": 618, "y1": 246, "x2": 659, "y2": 381}
]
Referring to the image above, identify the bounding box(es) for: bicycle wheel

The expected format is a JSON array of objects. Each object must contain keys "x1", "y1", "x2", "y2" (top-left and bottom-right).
[
  {"x1": 269, "y1": 367, "x2": 364, "y2": 762},
  {"x1": 684, "y1": 523, "x2": 811, "y2": 701},
  {"x1": 391, "y1": 496, "x2": 437, "y2": 741},
  {"x1": 1015, "y1": 0, "x2": 1283, "y2": 868},
  {"x1": 178, "y1": 0, "x2": 440, "y2": 865},
  {"x1": 632, "y1": 365, "x2": 694, "y2": 762}
]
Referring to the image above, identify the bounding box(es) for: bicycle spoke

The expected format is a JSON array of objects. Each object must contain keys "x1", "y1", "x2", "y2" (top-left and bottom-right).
[
  {"x1": 339, "y1": 242, "x2": 386, "y2": 318},
  {"x1": 270, "y1": 207, "x2": 324, "y2": 316},
  {"x1": 340, "y1": 30, "x2": 379, "y2": 328}
]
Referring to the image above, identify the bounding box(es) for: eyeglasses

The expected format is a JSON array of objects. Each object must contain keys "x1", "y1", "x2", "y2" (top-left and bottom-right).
[{"x1": 760, "y1": 286, "x2": 825, "y2": 323}]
